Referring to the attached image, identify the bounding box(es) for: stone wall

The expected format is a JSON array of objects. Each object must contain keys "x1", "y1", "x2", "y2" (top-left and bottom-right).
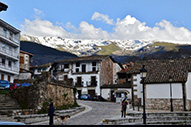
[
  {"x1": 100, "y1": 57, "x2": 114, "y2": 86},
  {"x1": 146, "y1": 98, "x2": 184, "y2": 111},
  {"x1": 186, "y1": 99, "x2": 191, "y2": 111},
  {"x1": 11, "y1": 81, "x2": 75, "y2": 110}
]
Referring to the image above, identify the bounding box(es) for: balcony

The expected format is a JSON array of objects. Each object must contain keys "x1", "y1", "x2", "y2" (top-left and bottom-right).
[
  {"x1": 88, "y1": 81, "x2": 97, "y2": 87},
  {"x1": 0, "y1": 47, "x2": 19, "y2": 60},
  {"x1": 0, "y1": 63, "x2": 19, "y2": 74},
  {"x1": 0, "y1": 29, "x2": 20, "y2": 46},
  {"x1": 75, "y1": 82, "x2": 83, "y2": 87}
]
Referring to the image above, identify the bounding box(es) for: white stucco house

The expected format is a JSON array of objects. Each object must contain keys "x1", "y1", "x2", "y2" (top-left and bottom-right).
[
  {"x1": 0, "y1": 19, "x2": 20, "y2": 83},
  {"x1": 50, "y1": 55, "x2": 122, "y2": 99},
  {"x1": 126, "y1": 59, "x2": 191, "y2": 111}
]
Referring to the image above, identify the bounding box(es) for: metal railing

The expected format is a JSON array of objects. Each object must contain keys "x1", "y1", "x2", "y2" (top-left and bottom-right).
[
  {"x1": 0, "y1": 47, "x2": 19, "y2": 59},
  {"x1": 0, "y1": 29, "x2": 20, "y2": 44},
  {"x1": 0, "y1": 63, "x2": 19, "y2": 73}
]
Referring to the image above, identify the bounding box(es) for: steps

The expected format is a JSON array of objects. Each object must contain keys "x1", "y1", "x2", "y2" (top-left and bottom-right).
[
  {"x1": 103, "y1": 112, "x2": 191, "y2": 125},
  {"x1": 0, "y1": 94, "x2": 21, "y2": 121}
]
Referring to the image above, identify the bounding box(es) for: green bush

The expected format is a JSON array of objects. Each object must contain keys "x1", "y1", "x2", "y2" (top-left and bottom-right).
[{"x1": 0, "y1": 90, "x2": 10, "y2": 95}]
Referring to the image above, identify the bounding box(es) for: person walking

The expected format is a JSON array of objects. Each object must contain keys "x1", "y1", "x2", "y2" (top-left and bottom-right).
[
  {"x1": 48, "y1": 102, "x2": 55, "y2": 125},
  {"x1": 121, "y1": 92, "x2": 128, "y2": 118}
]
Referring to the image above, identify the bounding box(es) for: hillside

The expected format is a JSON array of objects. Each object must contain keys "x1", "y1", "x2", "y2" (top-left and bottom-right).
[{"x1": 20, "y1": 41, "x2": 77, "y2": 66}]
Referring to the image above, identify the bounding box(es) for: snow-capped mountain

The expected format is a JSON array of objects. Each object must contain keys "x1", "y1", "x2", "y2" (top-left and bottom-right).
[{"x1": 21, "y1": 34, "x2": 155, "y2": 56}]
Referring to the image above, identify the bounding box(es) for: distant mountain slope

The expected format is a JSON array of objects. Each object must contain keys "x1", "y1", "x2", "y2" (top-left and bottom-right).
[{"x1": 20, "y1": 41, "x2": 77, "y2": 66}]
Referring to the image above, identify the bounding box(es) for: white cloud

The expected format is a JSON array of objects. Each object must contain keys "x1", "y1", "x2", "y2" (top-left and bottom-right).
[
  {"x1": 21, "y1": 10, "x2": 191, "y2": 43},
  {"x1": 21, "y1": 19, "x2": 69, "y2": 37},
  {"x1": 91, "y1": 12, "x2": 114, "y2": 25},
  {"x1": 33, "y1": 8, "x2": 44, "y2": 19}
]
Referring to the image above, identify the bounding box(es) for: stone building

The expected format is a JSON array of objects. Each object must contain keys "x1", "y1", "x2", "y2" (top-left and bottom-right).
[
  {"x1": 126, "y1": 59, "x2": 191, "y2": 111},
  {"x1": 50, "y1": 55, "x2": 122, "y2": 99}
]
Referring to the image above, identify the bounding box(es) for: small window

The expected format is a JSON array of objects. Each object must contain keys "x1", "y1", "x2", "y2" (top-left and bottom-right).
[
  {"x1": 64, "y1": 64, "x2": 69, "y2": 68},
  {"x1": 3, "y1": 29, "x2": 7, "y2": 37},
  {"x1": 8, "y1": 61, "x2": 12, "y2": 67},
  {"x1": 10, "y1": 32, "x2": 13, "y2": 40},
  {"x1": 1, "y1": 74, "x2": 4, "y2": 80},
  {"x1": 92, "y1": 67, "x2": 96, "y2": 71},
  {"x1": 8, "y1": 76, "x2": 11, "y2": 82},
  {"x1": 2, "y1": 59, "x2": 5, "y2": 65},
  {"x1": 76, "y1": 62, "x2": 80, "y2": 67},
  {"x1": 92, "y1": 62, "x2": 96, "y2": 66},
  {"x1": 76, "y1": 68, "x2": 79, "y2": 72}
]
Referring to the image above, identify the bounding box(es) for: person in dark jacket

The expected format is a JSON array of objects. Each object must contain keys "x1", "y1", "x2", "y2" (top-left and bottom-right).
[
  {"x1": 48, "y1": 102, "x2": 55, "y2": 125},
  {"x1": 121, "y1": 92, "x2": 128, "y2": 118}
]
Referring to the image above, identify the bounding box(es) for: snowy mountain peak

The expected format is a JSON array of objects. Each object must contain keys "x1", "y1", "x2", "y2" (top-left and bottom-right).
[{"x1": 20, "y1": 34, "x2": 165, "y2": 56}]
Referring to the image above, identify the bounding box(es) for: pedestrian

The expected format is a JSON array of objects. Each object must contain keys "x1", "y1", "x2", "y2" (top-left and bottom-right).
[
  {"x1": 48, "y1": 102, "x2": 55, "y2": 125},
  {"x1": 121, "y1": 92, "x2": 128, "y2": 118}
]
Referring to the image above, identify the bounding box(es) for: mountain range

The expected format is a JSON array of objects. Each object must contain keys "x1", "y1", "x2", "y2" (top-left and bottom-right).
[{"x1": 20, "y1": 34, "x2": 191, "y2": 65}]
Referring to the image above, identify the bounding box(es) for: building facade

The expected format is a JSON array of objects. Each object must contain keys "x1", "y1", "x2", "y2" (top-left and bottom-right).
[
  {"x1": 0, "y1": 19, "x2": 20, "y2": 83},
  {"x1": 14, "y1": 50, "x2": 34, "y2": 80},
  {"x1": 50, "y1": 55, "x2": 122, "y2": 98},
  {"x1": 126, "y1": 59, "x2": 191, "y2": 111}
]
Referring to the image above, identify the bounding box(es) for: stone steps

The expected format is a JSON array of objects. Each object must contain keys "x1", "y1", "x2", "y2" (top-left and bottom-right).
[
  {"x1": 0, "y1": 115, "x2": 18, "y2": 122},
  {"x1": 103, "y1": 112, "x2": 191, "y2": 125}
]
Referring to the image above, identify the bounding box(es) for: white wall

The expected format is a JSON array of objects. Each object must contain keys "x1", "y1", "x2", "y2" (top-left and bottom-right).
[
  {"x1": 113, "y1": 63, "x2": 122, "y2": 84},
  {"x1": 186, "y1": 72, "x2": 191, "y2": 100},
  {"x1": 101, "y1": 89, "x2": 110, "y2": 100},
  {"x1": 72, "y1": 62, "x2": 99, "y2": 73},
  {"x1": 146, "y1": 83, "x2": 183, "y2": 99},
  {"x1": 69, "y1": 73, "x2": 101, "y2": 95}
]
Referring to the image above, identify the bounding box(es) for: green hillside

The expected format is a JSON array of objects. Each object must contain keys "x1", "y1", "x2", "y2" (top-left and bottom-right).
[
  {"x1": 149, "y1": 42, "x2": 182, "y2": 52},
  {"x1": 97, "y1": 43, "x2": 120, "y2": 55}
]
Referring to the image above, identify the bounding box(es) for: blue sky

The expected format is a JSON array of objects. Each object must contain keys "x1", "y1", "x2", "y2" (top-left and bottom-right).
[{"x1": 1, "y1": 0, "x2": 191, "y2": 42}]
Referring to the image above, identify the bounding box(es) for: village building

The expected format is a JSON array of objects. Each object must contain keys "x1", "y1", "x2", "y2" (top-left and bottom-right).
[
  {"x1": 30, "y1": 63, "x2": 52, "y2": 79},
  {"x1": 50, "y1": 55, "x2": 122, "y2": 98},
  {"x1": 14, "y1": 50, "x2": 34, "y2": 80},
  {"x1": 125, "y1": 59, "x2": 191, "y2": 111},
  {"x1": 0, "y1": 19, "x2": 20, "y2": 83}
]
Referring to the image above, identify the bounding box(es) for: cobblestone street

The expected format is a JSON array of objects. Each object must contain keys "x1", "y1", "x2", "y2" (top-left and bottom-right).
[{"x1": 66, "y1": 100, "x2": 121, "y2": 125}]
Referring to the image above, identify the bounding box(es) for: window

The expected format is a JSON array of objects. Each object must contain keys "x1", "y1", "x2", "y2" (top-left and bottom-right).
[
  {"x1": 92, "y1": 67, "x2": 96, "y2": 71},
  {"x1": 1, "y1": 74, "x2": 4, "y2": 80},
  {"x1": 2, "y1": 44, "x2": 6, "y2": 50},
  {"x1": 76, "y1": 68, "x2": 79, "y2": 72},
  {"x1": 76, "y1": 62, "x2": 80, "y2": 67},
  {"x1": 92, "y1": 62, "x2": 96, "y2": 66},
  {"x1": 9, "y1": 32, "x2": 13, "y2": 40},
  {"x1": 8, "y1": 61, "x2": 11, "y2": 67},
  {"x1": 82, "y1": 65, "x2": 86, "y2": 72},
  {"x1": 8, "y1": 76, "x2": 11, "y2": 82},
  {"x1": 20, "y1": 56, "x2": 24, "y2": 63},
  {"x1": 64, "y1": 64, "x2": 69, "y2": 68},
  {"x1": 3, "y1": 29, "x2": 7, "y2": 37},
  {"x1": 2, "y1": 59, "x2": 5, "y2": 65}
]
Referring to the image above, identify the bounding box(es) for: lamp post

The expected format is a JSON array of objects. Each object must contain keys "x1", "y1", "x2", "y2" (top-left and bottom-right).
[
  {"x1": 169, "y1": 76, "x2": 173, "y2": 112},
  {"x1": 140, "y1": 65, "x2": 147, "y2": 124}
]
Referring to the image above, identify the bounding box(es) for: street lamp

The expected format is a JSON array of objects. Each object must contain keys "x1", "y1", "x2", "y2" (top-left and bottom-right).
[
  {"x1": 169, "y1": 76, "x2": 173, "y2": 112},
  {"x1": 140, "y1": 65, "x2": 147, "y2": 124}
]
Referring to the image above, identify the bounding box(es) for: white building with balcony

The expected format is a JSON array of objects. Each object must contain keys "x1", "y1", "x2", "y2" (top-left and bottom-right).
[{"x1": 0, "y1": 19, "x2": 20, "y2": 83}]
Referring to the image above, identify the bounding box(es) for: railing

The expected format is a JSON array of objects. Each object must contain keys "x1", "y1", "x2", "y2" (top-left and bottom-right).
[
  {"x1": 75, "y1": 82, "x2": 83, "y2": 87},
  {"x1": 0, "y1": 29, "x2": 20, "y2": 44},
  {"x1": 0, "y1": 63, "x2": 19, "y2": 73},
  {"x1": 89, "y1": 81, "x2": 97, "y2": 87},
  {"x1": 0, "y1": 47, "x2": 19, "y2": 59}
]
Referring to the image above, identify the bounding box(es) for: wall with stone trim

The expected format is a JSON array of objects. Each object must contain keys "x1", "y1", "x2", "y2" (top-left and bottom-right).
[{"x1": 146, "y1": 98, "x2": 184, "y2": 111}]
